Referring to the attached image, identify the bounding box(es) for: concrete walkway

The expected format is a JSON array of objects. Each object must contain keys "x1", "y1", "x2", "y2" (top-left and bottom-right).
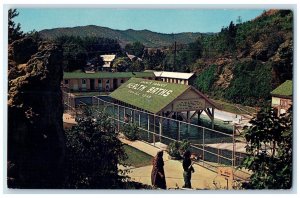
[{"x1": 120, "y1": 137, "x2": 237, "y2": 190}]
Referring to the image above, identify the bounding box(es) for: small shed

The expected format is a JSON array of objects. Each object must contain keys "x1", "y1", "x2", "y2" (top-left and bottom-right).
[
  {"x1": 109, "y1": 77, "x2": 217, "y2": 128},
  {"x1": 271, "y1": 80, "x2": 292, "y2": 115}
]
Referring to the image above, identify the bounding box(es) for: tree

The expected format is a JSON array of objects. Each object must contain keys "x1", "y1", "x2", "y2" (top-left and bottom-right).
[
  {"x1": 241, "y1": 106, "x2": 292, "y2": 189},
  {"x1": 125, "y1": 41, "x2": 145, "y2": 57},
  {"x1": 8, "y1": 9, "x2": 24, "y2": 44},
  {"x1": 112, "y1": 57, "x2": 132, "y2": 72},
  {"x1": 143, "y1": 49, "x2": 166, "y2": 70},
  {"x1": 65, "y1": 107, "x2": 127, "y2": 188}
]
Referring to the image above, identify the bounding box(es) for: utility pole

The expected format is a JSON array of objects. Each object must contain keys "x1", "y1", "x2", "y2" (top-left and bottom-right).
[
  {"x1": 236, "y1": 16, "x2": 242, "y2": 24},
  {"x1": 173, "y1": 33, "x2": 177, "y2": 71}
]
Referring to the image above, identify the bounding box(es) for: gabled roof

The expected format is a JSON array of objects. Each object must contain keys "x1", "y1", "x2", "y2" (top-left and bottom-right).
[
  {"x1": 271, "y1": 80, "x2": 293, "y2": 98},
  {"x1": 109, "y1": 78, "x2": 216, "y2": 114},
  {"x1": 63, "y1": 71, "x2": 155, "y2": 79},
  {"x1": 109, "y1": 78, "x2": 190, "y2": 114},
  {"x1": 153, "y1": 71, "x2": 195, "y2": 80},
  {"x1": 127, "y1": 53, "x2": 142, "y2": 61}
]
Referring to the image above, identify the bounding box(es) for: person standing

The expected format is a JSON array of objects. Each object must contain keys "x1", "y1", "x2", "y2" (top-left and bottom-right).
[
  {"x1": 151, "y1": 150, "x2": 167, "y2": 189},
  {"x1": 182, "y1": 150, "x2": 194, "y2": 188}
]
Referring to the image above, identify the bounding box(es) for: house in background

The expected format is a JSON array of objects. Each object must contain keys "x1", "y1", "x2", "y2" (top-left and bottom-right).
[
  {"x1": 62, "y1": 71, "x2": 155, "y2": 92},
  {"x1": 271, "y1": 80, "x2": 292, "y2": 116},
  {"x1": 147, "y1": 71, "x2": 196, "y2": 85},
  {"x1": 100, "y1": 54, "x2": 116, "y2": 71},
  {"x1": 126, "y1": 52, "x2": 143, "y2": 62},
  {"x1": 62, "y1": 70, "x2": 196, "y2": 93}
]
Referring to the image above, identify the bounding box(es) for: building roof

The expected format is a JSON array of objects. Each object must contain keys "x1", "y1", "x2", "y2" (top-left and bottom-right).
[
  {"x1": 152, "y1": 71, "x2": 195, "y2": 80},
  {"x1": 110, "y1": 78, "x2": 190, "y2": 114},
  {"x1": 271, "y1": 80, "x2": 293, "y2": 98},
  {"x1": 109, "y1": 78, "x2": 216, "y2": 114},
  {"x1": 100, "y1": 54, "x2": 116, "y2": 62},
  {"x1": 63, "y1": 71, "x2": 155, "y2": 79},
  {"x1": 127, "y1": 53, "x2": 142, "y2": 61}
]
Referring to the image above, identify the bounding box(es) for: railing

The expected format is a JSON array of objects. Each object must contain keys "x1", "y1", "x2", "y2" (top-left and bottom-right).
[{"x1": 62, "y1": 87, "x2": 250, "y2": 181}]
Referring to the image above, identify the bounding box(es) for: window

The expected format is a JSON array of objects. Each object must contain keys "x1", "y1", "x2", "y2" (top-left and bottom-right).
[
  {"x1": 82, "y1": 79, "x2": 86, "y2": 84},
  {"x1": 120, "y1": 79, "x2": 124, "y2": 83},
  {"x1": 280, "y1": 99, "x2": 288, "y2": 107},
  {"x1": 64, "y1": 79, "x2": 69, "y2": 84},
  {"x1": 98, "y1": 79, "x2": 102, "y2": 84},
  {"x1": 106, "y1": 80, "x2": 110, "y2": 84}
]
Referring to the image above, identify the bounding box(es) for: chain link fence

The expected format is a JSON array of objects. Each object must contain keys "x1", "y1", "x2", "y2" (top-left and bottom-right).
[{"x1": 62, "y1": 87, "x2": 250, "y2": 180}]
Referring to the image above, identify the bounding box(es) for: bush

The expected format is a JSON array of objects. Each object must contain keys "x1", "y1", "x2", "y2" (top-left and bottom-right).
[
  {"x1": 167, "y1": 140, "x2": 190, "y2": 160},
  {"x1": 122, "y1": 123, "x2": 139, "y2": 141},
  {"x1": 194, "y1": 64, "x2": 217, "y2": 93},
  {"x1": 65, "y1": 107, "x2": 127, "y2": 189}
]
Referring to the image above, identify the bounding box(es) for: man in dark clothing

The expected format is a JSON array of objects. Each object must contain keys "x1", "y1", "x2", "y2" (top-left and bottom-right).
[{"x1": 182, "y1": 150, "x2": 194, "y2": 188}]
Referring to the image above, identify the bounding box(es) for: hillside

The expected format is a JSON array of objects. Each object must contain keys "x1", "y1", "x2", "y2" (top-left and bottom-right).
[
  {"x1": 39, "y1": 25, "x2": 205, "y2": 47},
  {"x1": 39, "y1": 10, "x2": 293, "y2": 107},
  {"x1": 193, "y1": 10, "x2": 293, "y2": 106}
]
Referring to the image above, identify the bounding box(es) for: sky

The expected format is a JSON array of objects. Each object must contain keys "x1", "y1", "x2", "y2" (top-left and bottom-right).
[{"x1": 13, "y1": 8, "x2": 265, "y2": 34}]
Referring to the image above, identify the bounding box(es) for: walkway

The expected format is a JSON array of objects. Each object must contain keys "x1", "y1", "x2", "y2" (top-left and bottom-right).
[
  {"x1": 63, "y1": 112, "x2": 247, "y2": 189},
  {"x1": 120, "y1": 137, "x2": 238, "y2": 190}
]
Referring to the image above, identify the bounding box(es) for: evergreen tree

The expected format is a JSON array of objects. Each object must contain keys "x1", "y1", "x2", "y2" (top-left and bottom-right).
[
  {"x1": 125, "y1": 41, "x2": 145, "y2": 57},
  {"x1": 8, "y1": 9, "x2": 24, "y2": 44}
]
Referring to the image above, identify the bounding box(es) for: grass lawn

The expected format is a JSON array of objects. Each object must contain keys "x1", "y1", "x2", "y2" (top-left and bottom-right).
[{"x1": 123, "y1": 144, "x2": 153, "y2": 168}]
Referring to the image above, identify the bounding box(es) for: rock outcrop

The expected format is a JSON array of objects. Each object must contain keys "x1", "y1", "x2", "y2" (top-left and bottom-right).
[{"x1": 7, "y1": 37, "x2": 66, "y2": 188}]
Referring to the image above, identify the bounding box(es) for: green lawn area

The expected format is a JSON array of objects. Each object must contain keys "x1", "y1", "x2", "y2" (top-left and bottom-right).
[{"x1": 123, "y1": 144, "x2": 153, "y2": 168}]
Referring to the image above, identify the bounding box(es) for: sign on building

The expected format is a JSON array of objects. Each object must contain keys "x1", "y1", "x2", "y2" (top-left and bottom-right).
[{"x1": 173, "y1": 99, "x2": 206, "y2": 112}]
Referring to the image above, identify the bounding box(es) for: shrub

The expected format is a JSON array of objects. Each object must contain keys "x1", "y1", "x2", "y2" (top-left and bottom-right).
[
  {"x1": 122, "y1": 123, "x2": 139, "y2": 141},
  {"x1": 167, "y1": 139, "x2": 190, "y2": 160},
  {"x1": 65, "y1": 107, "x2": 127, "y2": 189}
]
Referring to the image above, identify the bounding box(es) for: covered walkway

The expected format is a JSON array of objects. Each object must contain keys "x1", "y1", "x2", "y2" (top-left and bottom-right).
[{"x1": 110, "y1": 77, "x2": 218, "y2": 128}]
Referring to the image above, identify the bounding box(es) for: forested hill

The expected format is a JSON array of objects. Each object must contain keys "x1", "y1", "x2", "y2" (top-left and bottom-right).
[
  {"x1": 39, "y1": 25, "x2": 205, "y2": 47},
  {"x1": 191, "y1": 9, "x2": 293, "y2": 106}
]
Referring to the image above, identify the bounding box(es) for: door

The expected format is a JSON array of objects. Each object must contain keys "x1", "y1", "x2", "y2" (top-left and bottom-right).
[
  {"x1": 90, "y1": 79, "x2": 95, "y2": 90},
  {"x1": 113, "y1": 78, "x2": 118, "y2": 90}
]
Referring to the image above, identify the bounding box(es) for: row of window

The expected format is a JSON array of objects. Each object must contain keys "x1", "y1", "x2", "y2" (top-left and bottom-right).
[
  {"x1": 161, "y1": 78, "x2": 187, "y2": 84},
  {"x1": 64, "y1": 79, "x2": 124, "y2": 85}
]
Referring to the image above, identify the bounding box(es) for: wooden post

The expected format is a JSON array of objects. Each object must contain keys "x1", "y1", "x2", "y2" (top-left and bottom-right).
[
  {"x1": 178, "y1": 121, "x2": 181, "y2": 141},
  {"x1": 159, "y1": 114, "x2": 162, "y2": 143},
  {"x1": 117, "y1": 105, "x2": 120, "y2": 132},
  {"x1": 187, "y1": 111, "x2": 190, "y2": 122},
  {"x1": 187, "y1": 111, "x2": 190, "y2": 135},
  {"x1": 212, "y1": 108, "x2": 215, "y2": 129},
  {"x1": 138, "y1": 113, "x2": 141, "y2": 127},
  {"x1": 147, "y1": 114, "x2": 150, "y2": 142},
  {"x1": 153, "y1": 114, "x2": 156, "y2": 146},
  {"x1": 232, "y1": 124, "x2": 236, "y2": 168},
  {"x1": 202, "y1": 127, "x2": 205, "y2": 166},
  {"x1": 123, "y1": 107, "x2": 126, "y2": 122}
]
